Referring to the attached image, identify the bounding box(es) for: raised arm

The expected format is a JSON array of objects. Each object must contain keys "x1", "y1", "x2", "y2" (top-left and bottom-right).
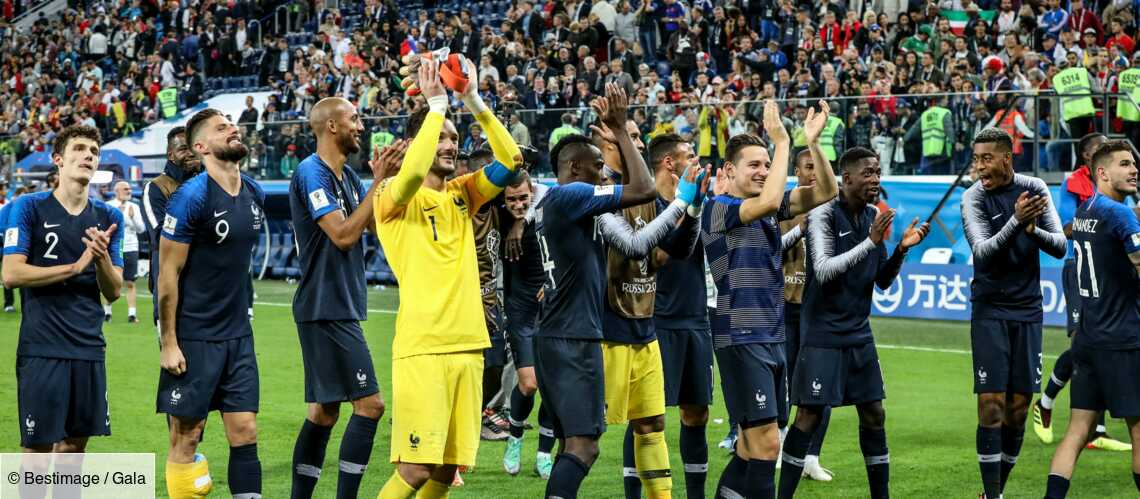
[
  {"x1": 455, "y1": 55, "x2": 524, "y2": 207},
  {"x1": 318, "y1": 140, "x2": 407, "y2": 251},
  {"x1": 384, "y1": 61, "x2": 449, "y2": 207},
  {"x1": 594, "y1": 83, "x2": 656, "y2": 208},
  {"x1": 739, "y1": 100, "x2": 792, "y2": 224},
  {"x1": 781, "y1": 222, "x2": 804, "y2": 251},
  {"x1": 1024, "y1": 179, "x2": 1067, "y2": 258},
  {"x1": 598, "y1": 165, "x2": 705, "y2": 258},
  {"x1": 788, "y1": 102, "x2": 839, "y2": 216}
]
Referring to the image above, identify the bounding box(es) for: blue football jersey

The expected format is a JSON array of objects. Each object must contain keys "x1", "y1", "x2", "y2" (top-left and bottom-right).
[
  {"x1": 535, "y1": 182, "x2": 624, "y2": 339},
  {"x1": 288, "y1": 154, "x2": 368, "y2": 323},
  {"x1": 3, "y1": 192, "x2": 124, "y2": 360},
  {"x1": 161, "y1": 172, "x2": 265, "y2": 341},
  {"x1": 1072, "y1": 194, "x2": 1140, "y2": 350}
]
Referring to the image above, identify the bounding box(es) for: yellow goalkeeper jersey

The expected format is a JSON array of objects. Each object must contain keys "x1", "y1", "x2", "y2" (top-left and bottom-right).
[{"x1": 374, "y1": 109, "x2": 521, "y2": 359}]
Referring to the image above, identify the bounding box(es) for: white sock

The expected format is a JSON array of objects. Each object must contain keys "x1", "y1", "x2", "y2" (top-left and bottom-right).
[
  {"x1": 103, "y1": 305, "x2": 112, "y2": 315},
  {"x1": 804, "y1": 454, "x2": 820, "y2": 469},
  {"x1": 128, "y1": 307, "x2": 136, "y2": 316},
  {"x1": 1095, "y1": 424, "x2": 1107, "y2": 434},
  {"x1": 1040, "y1": 394, "x2": 1054, "y2": 410}
]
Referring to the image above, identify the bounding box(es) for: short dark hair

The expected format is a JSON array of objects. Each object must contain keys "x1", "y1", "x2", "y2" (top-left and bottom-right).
[
  {"x1": 561, "y1": 113, "x2": 576, "y2": 125},
  {"x1": 794, "y1": 149, "x2": 812, "y2": 167},
  {"x1": 166, "y1": 126, "x2": 186, "y2": 152},
  {"x1": 647, "y1": 133, "x2": 686, "y2": 167},
  {"x1": 972, "y1": 127, "x2": 1013, "y2": 152},
  {"x1": 185, "y1": 108, "x2": 224, "y2": 147},
  {"x1": 1079, "y1": 132, "x2": 1107, "y2": 160},
  {"x1": 1091, "y1": 139, "x2": 1133, "y2": 169},
  {"x1": 838, "y1": 147, "x2": 877, "y2": 172},
  {"x1": 469, "y1": 147, "x2": 494, "y2": 166},
  {"x1": 405, "y1": 106, "x2": 442, "y2": 138},
  {"x1": 725, "y1": 133, "x2": 767, "y2": 164},
  {"x1": 550, "y1": 134, "x2": 594, "y2": 176},
  {"x1": 51, "y1": 125, "x2": 100, "y2": 157},
  {"x1": 508, "y1": 169, "x2": 532, "y2": 188}
]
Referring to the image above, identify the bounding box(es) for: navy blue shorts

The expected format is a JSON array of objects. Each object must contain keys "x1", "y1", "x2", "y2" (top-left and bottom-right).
[
  {"x1": 507, "y1": 323, "x2": 536, "y2": 368},
  {"x1": 123, "y1": 251, "x2": 138, "y2": 282},
  {"x1": 297, "y1": 321, "x2": 380, "y2": 404},
  {"x1": 715, "y1": 343, "x2": 787, "y2": 427},
  {"x1": 970, "y1": 318, "x2": 1043, "y2": 394},
  {"x1": 1070, "y1": 345, "x2": 1140, "y2": 418},
  {"x1": 657, "y1": 327, "x2": 713, "y2": 407},
  {"x1": 17, "y1": 356, "x2": 110, "y2": 448},
  {"x1": 156, "y1": 336, "x2": 259, "y2": 419},
  {"x1": 485, "y1": 323, "x2": 509, "y2": 368},
  {"x1": 785, "y1": 303, "x2": 804, "y2": 377},
  {"x1": 790, "y1": 342, "x2": 885, "y2": 407},
  {"x1": 1062, "y1": 260, "x2": 1078, "y2": 335},
  {"x1": 535, "y1": 336, "x2": 606, "y2": 439}
]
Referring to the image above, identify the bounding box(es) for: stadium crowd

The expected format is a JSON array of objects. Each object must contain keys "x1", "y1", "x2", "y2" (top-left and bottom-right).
[{"x1": 1, "y1": 0, "x2": 1140, "y2": 181}]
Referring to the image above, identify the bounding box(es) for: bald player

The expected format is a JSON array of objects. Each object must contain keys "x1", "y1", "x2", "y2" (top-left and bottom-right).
[{"x1": 288, "y1": 97, "x2": 406, "y2": 499}]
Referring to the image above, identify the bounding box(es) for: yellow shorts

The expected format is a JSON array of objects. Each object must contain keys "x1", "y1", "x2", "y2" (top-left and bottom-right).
[
  {"x1": 602, "y1": 340, "x2": 666, "y2": 424},
  {"x1": 390, "y1": 351, "x2": 483, "y2": 466}
]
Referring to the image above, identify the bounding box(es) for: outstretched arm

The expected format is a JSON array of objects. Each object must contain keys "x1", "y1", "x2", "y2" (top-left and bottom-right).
[
  {"x1": 738, "y1": 100, "x2": 792, "y2": 224},
  {"x1": 788, "y1": 101, "x2": 839, "y2": 216},
  {"x1": 383, "y1": 61, "x2": 449, "y2": 208}
]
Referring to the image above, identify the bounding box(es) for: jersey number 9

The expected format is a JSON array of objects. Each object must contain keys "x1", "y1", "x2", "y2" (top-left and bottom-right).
[{"x1": 216, "y1": 219, "x2": 230, "y2": 244}]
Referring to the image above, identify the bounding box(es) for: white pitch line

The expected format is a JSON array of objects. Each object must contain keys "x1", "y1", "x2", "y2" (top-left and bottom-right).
[{"x1": 137, "y1": 293, "x2": 398, "y2": 315}]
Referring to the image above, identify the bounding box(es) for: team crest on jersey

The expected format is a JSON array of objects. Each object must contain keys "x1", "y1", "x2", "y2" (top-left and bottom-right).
[
  {"x1": 251, "y1": 203, "x2": 263, "y2": 230},
  {"x1": 3, "y1": 227, "x2": 16, "y2": 248},
  {"x1": 453, "y1": 195, "x2": 468, "y2": 214},
  {"x1": 1132, "y1": 233, "x2": 1140, "y2": 247}
]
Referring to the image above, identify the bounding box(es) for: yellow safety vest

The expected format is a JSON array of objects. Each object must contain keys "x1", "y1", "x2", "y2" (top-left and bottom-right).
[
  {"x1": 921, "y1": 106, "x2": 951, "y2": 158},
  {"x1": 792, "y1": 127, "x2": 807, "y2": 148},
  {"x1": 1052, "y1": 67, "x2": 1095, "y2": 120},
  {"x1": 1117, "y1": 68, "x2": 1140, "y2": 122},
  {"x1": 157, "y1": 88, "x2": 179, "y2": 119},
  {"x1": 371, "y1": 131, "x2": 394, "y2": 149},
  {"x1": 819, "y1": 116, "x2": 842, "y2": 161}
]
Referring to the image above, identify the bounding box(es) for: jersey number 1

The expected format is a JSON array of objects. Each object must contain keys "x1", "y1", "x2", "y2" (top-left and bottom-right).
[
  {"x1": 537, "y1": 234, "x2": 556, "y2": 290},
  {"x1": 1073, "y1": 240, "x2": 1100, "y2": 298},
  {"x1": 428, "y1": 215, "x2": 438, "y2": 241}
]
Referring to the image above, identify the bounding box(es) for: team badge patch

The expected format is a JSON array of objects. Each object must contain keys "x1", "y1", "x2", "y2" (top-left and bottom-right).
[
  {"x1": 163, "y1": 214, "x2": 178, "y2": 234},
  {"x1": 1131, "y1": 233, "x2": 1140, "y2": 247},
  {"x1": 594, "y1": 185, "x2": 615, "y2": 196},
  {"x1": 309, "y1": 189, "x2": 331, "y2": 210},
  {"x1": 3, "y1": 227, "x2": 16, "y2": 248}
]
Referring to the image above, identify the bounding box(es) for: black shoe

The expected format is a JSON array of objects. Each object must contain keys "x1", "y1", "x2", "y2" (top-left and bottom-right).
[
  {"x1": 128, "y1": 315, "x2": 138, "y2": 324},
  {"x1": 104, "y1": 314, "x2": 112, "y2": 323}
]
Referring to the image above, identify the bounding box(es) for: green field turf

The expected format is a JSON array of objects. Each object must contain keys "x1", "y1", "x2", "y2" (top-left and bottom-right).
[{"x1": 0, "y1": 279, "x2": 1135, "y2": 498}]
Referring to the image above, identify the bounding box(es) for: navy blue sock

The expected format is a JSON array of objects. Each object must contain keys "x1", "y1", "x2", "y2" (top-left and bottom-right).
[
  {"x1": 1044, "y1": 350, "x2": 1073, "y2": 398},
  {"x1": 715, "y1": 453, "x2": 748, "y2": 499},
  {"x1": 546, "y1": 452, "x2": 590, "y2": 499},
  {"x1": 679, "y1": 423, "x2": 708, "y2": 499},
  {"x1": 53, "y1": 454, "x2": 84, "y2": 499},
  {"x1": 1045, "y1": 473, "x2": 1070, "y2": 499},
  {"x1": 537, "y1": 403, "x2": 556, "y2": 454},
  {"x1": 859, "y1": 427, "x2": 890, "y2": 499},
  {"x1": 1133, "y1": 472, "x2": 1140, "y2": 492},
  {"x1": 977, "y1": 426, "x2": 1002, "y2": 499},
  {"x1": 509, "y1": 386, "x2": 535, "y2": 439},
  {"x1": 229, "y1": 443, "x2": 262, "y2": 497},
  {"x1": 999, "y1": 424, "x2": 1025, "y2": 493},
  {"x1": 291, "y1": 420, "x2": 332, "y2": 499},
  {"x1": 622, "y1": 425, "x2": 641, "y2": 499},
  {"x1": 337, "y1": 414, "x2": 378, "y2": 499},
  {"x1": 778, "y1": 426, "x2": 812, "y2": 499},
  {"x1": 809, "y1": 406, "x2": 831, "y2": 456},
  {"x1": 745, "y1": 459, "x2": 777, "y2": 499}
]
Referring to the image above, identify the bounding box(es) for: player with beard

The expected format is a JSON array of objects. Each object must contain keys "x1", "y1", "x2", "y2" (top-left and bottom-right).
[
  {"x1": 962, "y1": 128, "x2": 1066, "y2": 499},
  {"x1": 3, "y1": 125, "x2": 122, "y2": 497},
  {"x1": 375, "y1": 58, "x2": 523, "y2": 499},
  {"x1": 703, "y1": 101, "x2": 838, "y2": 499},
  {"x1": 588, "y1": 119, "x2": 705, "y2": 499},
  {"x1": 778, "y1": 147, "x2": 930, "y2": 499},
  {"x1": 157, "y1": 108, "x2": 266, "y2": 499},
  {"x1": 500, "y1": 170, "x2": 561, "y2": 479},
  {"x1": 778, "y1": 149, "x2": 834, "y2": 483},
  {"x1": 1044, "y1": 140, "x2": 1140, "y2": 498},
  {"x1": 288, "y1": 97, "x2": 406, "y2": 499},
  {"x1": 142, "y1": 126, "x2": 202, "y2": 333}
]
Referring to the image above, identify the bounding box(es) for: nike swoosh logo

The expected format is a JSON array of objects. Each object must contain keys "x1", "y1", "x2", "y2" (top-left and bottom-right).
[
  {"x1": 422, "y1": 206, "x2": 437, "y2": 212},
  {"x1": 43, "y1": 222, "x2": 60, "y2": 228},
  {"x1": 839, "y1": 231, "x2": 852, "y2": 237},
  {"x1": 213, "y1": 210, "x2": 228, "y2": 217},
  {"x1": 992, "y1": 213, "x2": 1003, "y2": 220}
]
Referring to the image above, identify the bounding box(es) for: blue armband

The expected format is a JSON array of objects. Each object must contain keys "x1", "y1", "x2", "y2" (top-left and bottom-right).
[{"x1": 484, "y1": 159, "x2": 517, "y2": 188}]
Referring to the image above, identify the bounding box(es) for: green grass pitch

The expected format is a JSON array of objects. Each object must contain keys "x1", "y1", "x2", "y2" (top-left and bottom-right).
[{"x1": 0, "y1": 280, "x2": 1134, "y2": 498}]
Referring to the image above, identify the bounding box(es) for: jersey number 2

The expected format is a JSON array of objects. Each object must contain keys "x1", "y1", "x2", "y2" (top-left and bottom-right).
[
  {"x1": 43, "y1": 232, "x2": 59, "y2": 260},
  {"x1": 1073, "y1": 240, "x2": 1100, "y2": 298}
]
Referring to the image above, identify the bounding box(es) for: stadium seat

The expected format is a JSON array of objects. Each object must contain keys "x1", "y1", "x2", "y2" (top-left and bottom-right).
[{"x1": 920, "y1": 247, "x2": 954, "y2": 265}]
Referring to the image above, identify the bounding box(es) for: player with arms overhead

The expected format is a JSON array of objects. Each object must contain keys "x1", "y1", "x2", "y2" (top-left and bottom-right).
[
  {"x1": 3, "y1": 125, "x2": 123, "y2": 462},
  {"x1": 157, "y1": 108, "x2": 266, "y2": 499},
  {"x1": 778, "y1": 147, "x2": 930, "y2": 499},
  {"x1": 533, "y1": 83, "x2": 662, "y2": 498},
  {"x1": 1043, "y1": 139, "x2": 1140, "y2": 498},
  {"x1": 961, "y1": 127, "x2": 1066, "y2": 499},
  {"x1": 288, "y1": 96, "x2": 406, "y2": 499},
  {"x1": 702, "y1": 101, "x2": 838, "y2": 499},
  {"x1": 375, "y1": 56, "x2": 522, "y2": 499}
]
